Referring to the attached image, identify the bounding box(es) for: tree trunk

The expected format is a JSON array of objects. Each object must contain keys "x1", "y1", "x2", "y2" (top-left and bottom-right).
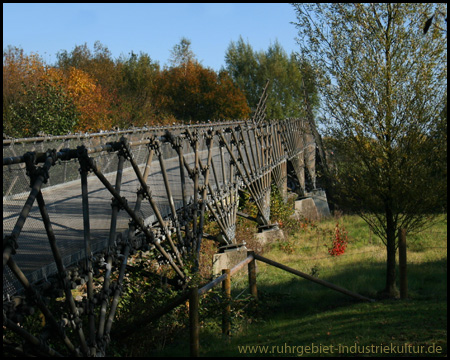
[{"x1": 384, "y1": 205, "x2": 398, "y2": 297}]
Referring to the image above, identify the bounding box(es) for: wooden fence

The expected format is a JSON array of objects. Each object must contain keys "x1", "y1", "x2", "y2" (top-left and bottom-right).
[{"x1": 187, "y1": 250, "x2": 374, "y2": 357}]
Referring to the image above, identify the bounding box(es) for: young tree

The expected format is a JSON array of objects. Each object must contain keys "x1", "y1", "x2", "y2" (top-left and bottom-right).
[
  {"x1": 3, "y1": 46, "x2": 46, "y2": 135},
  {"x1": 116, "y1": 51, "x2": 160, "y2": 126},
  {"x1": 292, "y1": 3, "x2": 447, "y2": 297},
  {"x1": 56, "y1": 41, "x2": 118, "y2": 91},
  {"x1": 169, "y1": 37, "x2": 197, "y2": 73},
  {"x1": 214, "y1": 70, "x2": 251, "y2": 120},
  {"x1": 59, "y1": 67, "x2": 113, "y2": 132},
  {"x1": 224, "y1": 36, "x2": 260, "y2": 109},
  {"x1": 6, "y1": 73, "x2": 79, "y2": 137},
  {"x1": 260, "y1": 41, "x2": 317, "y2": 119},
  {"x1": 3, "y1": 47, "x2": 79, "y2": 137},
  {"x1": 153, "y1": 61, "x2": 249, "y2": 123},
  {"x1": 224, "y1": 37, "x2": 318, "y2": 117}
]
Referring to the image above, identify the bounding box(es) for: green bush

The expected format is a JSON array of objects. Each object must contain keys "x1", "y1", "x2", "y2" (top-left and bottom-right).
[{"x1": 6, "y1": 78, "x2": 79, "y2": 137}]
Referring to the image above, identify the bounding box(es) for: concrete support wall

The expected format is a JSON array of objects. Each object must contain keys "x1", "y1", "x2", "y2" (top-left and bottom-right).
[{"x1": 212, "y1": 247, "x2": 248, "y2": 276}]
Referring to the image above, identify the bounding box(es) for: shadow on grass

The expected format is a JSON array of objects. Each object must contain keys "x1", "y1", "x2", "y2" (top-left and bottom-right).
[
  {"x1": 194, "y1": 256, "x2": 447, "y2": 357},
  {"x1": 111, "y1": 254, "x2": 446, "y2": 357},
  {"x1": 211, "y1": 298, "x2": 447, "y2": 357},
  {"x1": 255, "y1": 255, "x2": 446, "y2": 314}
]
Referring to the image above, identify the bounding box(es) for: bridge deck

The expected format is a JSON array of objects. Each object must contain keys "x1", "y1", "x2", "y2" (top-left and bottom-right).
[
  {"x1": 3, "y1": 120, "x2": 315, "y2": 294},
  {"x1": 4, "y1": 148, "x2": 226, "y2": 288}
]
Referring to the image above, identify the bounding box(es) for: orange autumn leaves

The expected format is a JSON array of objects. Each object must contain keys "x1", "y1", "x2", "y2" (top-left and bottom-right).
[
  {"x1": 154, "y1": 61, "x2": 250, "y2": 123},
  {"x1": 54, "y1": 67, "x2": 113, "y2": 132}
]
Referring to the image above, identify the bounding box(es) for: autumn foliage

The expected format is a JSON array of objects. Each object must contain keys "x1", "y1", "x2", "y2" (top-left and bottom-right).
[
  {"x1": 153, "y1": 61, "x2": 250, "y2": 123},
  {"x1": 327, "y1": 223, "x2": 348, "y2": 256},
  {"x1": 62, "y1": 67, "x2": 113, "y2": 132},
  {"x1": 3, "y1": 42, "x2": 250, "y2": 137},
  {"x1": 3, "y1": 47, "x2": 78, "y2": 137}
]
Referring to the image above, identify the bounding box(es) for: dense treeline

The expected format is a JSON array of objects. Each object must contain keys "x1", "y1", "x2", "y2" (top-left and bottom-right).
[{"x1": 3, "y1": 38, "x2": 318, "y2": 138}]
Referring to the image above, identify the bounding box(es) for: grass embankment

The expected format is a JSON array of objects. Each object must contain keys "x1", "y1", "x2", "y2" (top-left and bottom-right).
[{"x1": 147, "y1": 214, "x2": 447, "y2": 357}]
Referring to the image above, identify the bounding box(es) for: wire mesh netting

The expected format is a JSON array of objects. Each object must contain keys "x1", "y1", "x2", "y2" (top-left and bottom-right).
[{"x1": 3, "y1": 134, "x2": 140, "y2": 296}]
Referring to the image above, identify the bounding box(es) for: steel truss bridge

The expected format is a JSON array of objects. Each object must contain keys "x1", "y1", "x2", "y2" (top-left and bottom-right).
[{"x1": 3, "y1": 118, "x2": 316, "y2": 356}]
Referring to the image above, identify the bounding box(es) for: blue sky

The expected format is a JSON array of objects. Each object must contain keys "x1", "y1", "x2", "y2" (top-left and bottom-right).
[{"x1": 3, "y1": 3, "x2": 301, "y2": 71}]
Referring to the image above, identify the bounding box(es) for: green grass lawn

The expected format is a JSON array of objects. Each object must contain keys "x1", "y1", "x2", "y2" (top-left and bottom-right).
[{"x1": 117, "y1": 214, "x2": 447, "y2": 357}]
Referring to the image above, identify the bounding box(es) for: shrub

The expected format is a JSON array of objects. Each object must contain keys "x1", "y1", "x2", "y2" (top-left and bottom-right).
[{"x1": 328, "y1": 223, "x2": 348, "y2": 256}]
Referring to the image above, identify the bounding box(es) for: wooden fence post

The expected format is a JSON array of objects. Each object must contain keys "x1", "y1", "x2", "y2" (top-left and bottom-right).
[
  {"x1": 399, "y1": 228, "x2": 407, "y2": 300},
  {"x1": 189, "y1": 286, "x2": 199, "y2": 357},
  {"x1": 222, "y1": 269, "x2": 231, "y2": 336},
  {"x1": 248, "y1": 251, "x2": 258, "y2": 300}
]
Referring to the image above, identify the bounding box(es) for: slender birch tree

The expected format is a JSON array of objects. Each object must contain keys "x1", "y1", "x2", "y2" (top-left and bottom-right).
[{"x1": 292, "y1": 3, "x2": 447, "y2": 297}]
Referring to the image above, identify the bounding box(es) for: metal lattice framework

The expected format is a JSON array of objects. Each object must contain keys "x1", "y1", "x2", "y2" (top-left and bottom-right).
[{"x1": 3, "y1": 118, "x2": 316, "y2": 356}]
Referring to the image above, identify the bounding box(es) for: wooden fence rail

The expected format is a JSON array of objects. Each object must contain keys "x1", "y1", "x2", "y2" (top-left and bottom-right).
[{"x1": 253, "y1": 254, "x2": 375, "y2": 303}]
